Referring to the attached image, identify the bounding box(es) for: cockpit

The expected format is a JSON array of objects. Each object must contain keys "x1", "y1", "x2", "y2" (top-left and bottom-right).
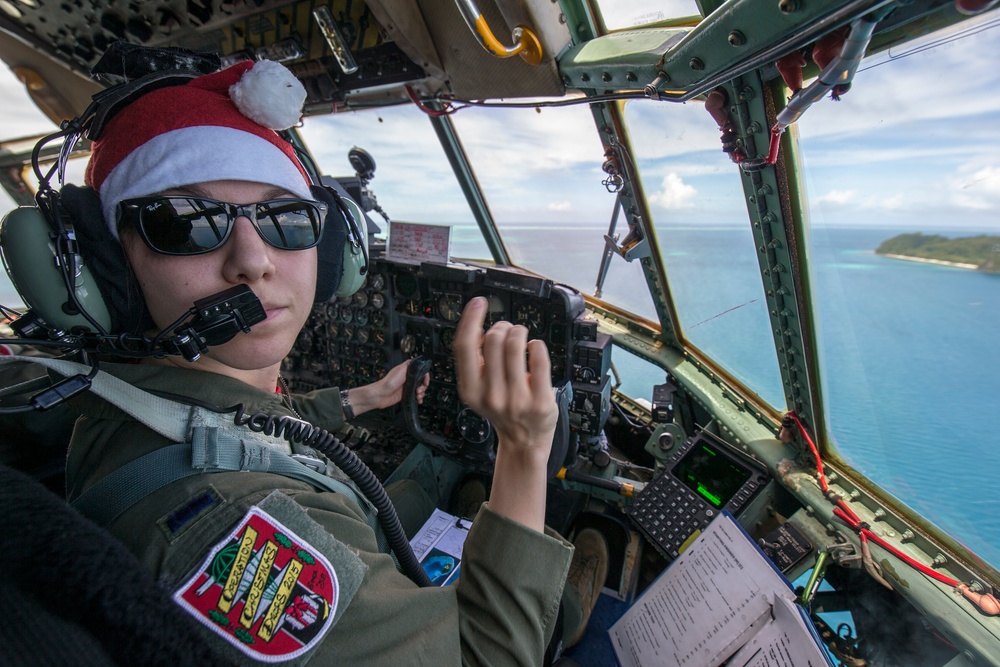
[{"x1": 1, "y1": 1, "x2": 998, "y2": 665}]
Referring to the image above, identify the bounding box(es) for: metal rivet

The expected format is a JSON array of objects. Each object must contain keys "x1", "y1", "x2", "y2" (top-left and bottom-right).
[
  {"x1": 689, "y1": 57, "x2": 705, "y2": 70},
  {"x1": 602, "y1": 71, "x2": 612, "y2": 82},
  {"x1": 778, "y1": 0, "x2": 798, "y2": 13},
  {"x1": 626, "y1": 71, "x2": 637, "y2": 82},
  {"x1": 581, "y1": 72, "x2": 590, "y2": 82},
  {"x1": 728, "y1": 30, "x2": 746, "y2": 46}
]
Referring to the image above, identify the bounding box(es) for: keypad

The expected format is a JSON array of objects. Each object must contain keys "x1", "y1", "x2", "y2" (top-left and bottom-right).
[{"x1": 628, "y1": 474, "x2": 717, "y2": 560}]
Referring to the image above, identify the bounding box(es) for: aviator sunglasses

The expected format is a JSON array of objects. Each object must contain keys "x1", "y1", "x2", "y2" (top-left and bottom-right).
[{"x1": 117, "y1": 195, "x2": 327, "y2": 255}]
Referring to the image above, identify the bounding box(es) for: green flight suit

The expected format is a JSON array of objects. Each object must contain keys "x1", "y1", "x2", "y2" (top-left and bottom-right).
[{"x1": 65, "y1": 363, "x2": 573, "y2": 666}]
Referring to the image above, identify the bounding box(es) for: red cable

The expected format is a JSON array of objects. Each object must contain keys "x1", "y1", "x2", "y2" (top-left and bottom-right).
[
  {"x1": 862, "y1": 528, "x2": 959, "y2": 586},
  {"x1": 787, "y1": 411, "x2": 960, "y2": 588},
  {"x1": 788, "y1": 411, "x2": 828, "y2": 491},
  {"x1": 765, "y1": 126, "x2": 783, "y2": 165},
  {"x1": 405, "y1": 86, "x2": 453, "y2": 117}
]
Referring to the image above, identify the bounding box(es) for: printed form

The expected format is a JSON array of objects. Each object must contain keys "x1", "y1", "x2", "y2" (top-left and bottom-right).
[{"x1": 610, "y1": 513, "x2": 831, "y2": 667}]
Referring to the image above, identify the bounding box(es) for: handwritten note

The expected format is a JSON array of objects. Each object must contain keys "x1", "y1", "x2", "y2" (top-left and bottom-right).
[{"x1": 387, "y1": 221, "x2": 451, "y2": 265}]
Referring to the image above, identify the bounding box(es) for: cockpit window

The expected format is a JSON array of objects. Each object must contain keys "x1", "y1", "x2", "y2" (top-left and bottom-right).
[
  {"x1": 794, "y1": 14, "x2": 1000, "y2": 569},
  {"x1": 624, "y1": 100, "x2": 786, "y2": 408},
  {"x1": 298, "y1": 105, "x2": 492, "y2": 261},
  {"x1": 450, "y1": 104, "x2": 658, "y2": 321},
  {"x1": 594, "y1": 0, "x2": 701, "y2": 30}
]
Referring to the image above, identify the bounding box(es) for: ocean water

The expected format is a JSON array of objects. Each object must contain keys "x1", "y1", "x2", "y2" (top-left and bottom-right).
[
  {"x1": 481, "y1": 223, "x2": 1000, "y2": 571},
  {"x1": 3, "y1": 225, "x2": 997, "y2": 569}
]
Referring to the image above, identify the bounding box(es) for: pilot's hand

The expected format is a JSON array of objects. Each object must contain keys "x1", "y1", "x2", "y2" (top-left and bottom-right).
[
  {"x1": 454, "y1": 296, "x2": 556, "y2": 531},
  {"x1": 349, "y1": 359, "x2": 428, "y2": 415}
]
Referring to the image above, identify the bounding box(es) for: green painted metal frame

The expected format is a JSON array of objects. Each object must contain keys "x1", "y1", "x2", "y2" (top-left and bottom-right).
[{"x1": 559, "y1": 0, "x2": 894, "y2": 100}]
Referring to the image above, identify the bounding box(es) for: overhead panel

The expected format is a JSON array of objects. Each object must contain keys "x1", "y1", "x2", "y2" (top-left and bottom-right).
[{"x1": 0, "y1": 1, "x2": 427, "y2": 113}]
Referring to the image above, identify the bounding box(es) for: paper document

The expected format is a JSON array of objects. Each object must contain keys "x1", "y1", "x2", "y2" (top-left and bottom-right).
[
  {"x1": 610, "y1": 512, "x2": 831, "y2": 667},
  {"x1": 724, "y1": 595, "x2": 831, "y2": 667},
  {"x1": 409, "y1": 508, "x2": 471, "y2": 586}
]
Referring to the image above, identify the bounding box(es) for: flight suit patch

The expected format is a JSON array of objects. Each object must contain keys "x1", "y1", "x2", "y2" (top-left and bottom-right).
[{"x1": 173, "y1": 505, "x2": 339, "y2": 663}]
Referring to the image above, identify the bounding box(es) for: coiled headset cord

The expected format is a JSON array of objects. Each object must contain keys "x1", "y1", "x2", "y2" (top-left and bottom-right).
[
  {"x1": 233, "y1": 406, "x2": 434, "y2": 588},
  {"x1": 149, "y1": 390, "x2": 434, "y2": 588}
]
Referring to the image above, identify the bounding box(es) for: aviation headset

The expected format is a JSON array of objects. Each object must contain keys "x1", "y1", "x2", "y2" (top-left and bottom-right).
[{"x1": 0, "y1": 44, "x2": 368, "y2": 360}]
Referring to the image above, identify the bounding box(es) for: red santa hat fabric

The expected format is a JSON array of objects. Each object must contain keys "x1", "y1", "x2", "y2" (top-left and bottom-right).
[{"x1": 85, "y1": 59, "x2": 312, "y2": 240}]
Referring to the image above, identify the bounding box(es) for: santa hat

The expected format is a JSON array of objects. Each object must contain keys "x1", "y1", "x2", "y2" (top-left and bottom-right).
[{"x1": 85, "y1": 59, "x2": 312, "y2": 240}]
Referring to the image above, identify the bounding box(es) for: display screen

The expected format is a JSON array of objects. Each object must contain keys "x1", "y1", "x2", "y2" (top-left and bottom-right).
[{"x1": 673, "y1": 441, "x2": 752, "y2": 508}]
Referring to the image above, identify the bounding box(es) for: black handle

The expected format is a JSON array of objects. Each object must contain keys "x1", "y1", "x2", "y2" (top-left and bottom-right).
[{"x1": 402, "y1": 356, "x2": 575, "y2": 480}]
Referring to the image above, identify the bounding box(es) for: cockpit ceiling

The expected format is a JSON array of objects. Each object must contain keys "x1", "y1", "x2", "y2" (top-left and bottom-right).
[{"x1": 0, "y1": 0, "x2": 569, "y2": 122}]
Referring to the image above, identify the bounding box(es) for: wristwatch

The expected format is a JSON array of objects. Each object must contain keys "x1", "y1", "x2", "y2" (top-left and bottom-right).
[{"x1": 340, "y1": 389, "x2": 355, "y2": 420}]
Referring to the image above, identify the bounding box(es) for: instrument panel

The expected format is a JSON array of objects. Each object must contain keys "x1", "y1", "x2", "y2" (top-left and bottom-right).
[{"x1": 283, "y1": 252, "x2": 612, "y2": 474}]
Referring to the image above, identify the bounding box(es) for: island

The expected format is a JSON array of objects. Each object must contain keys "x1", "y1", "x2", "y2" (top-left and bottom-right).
[{"x1": 875, "y1": 233, "x2": 1000, "y2": 273}]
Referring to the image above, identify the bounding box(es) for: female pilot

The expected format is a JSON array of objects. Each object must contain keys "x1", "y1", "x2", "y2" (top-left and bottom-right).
[{"x1": 63, "y1": 58, "x2": 579, "y2": 664}]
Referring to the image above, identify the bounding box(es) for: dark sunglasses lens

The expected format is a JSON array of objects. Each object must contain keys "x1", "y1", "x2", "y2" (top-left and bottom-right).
[
  {"x1": 254, "y1": 201, "x2": 323, "y2": 249},
  {"x1": 140, "y1": 198, "x2": 229, "y2": 254}
]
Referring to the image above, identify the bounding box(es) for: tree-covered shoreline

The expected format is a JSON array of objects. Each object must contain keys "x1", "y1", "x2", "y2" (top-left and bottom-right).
[{"x1": 875, "y1": 233, "x2": 1000, "y2": 272}]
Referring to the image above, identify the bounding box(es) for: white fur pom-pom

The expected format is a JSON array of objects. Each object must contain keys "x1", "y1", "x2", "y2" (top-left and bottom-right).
[{"x1": 229, "y1": 60, "x2": 306, "y2": 130}]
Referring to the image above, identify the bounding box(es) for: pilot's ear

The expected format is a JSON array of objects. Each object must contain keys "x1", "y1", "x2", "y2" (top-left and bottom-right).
[{"x1": 61, "y1": 184, "x2": 154, "y2": 334}]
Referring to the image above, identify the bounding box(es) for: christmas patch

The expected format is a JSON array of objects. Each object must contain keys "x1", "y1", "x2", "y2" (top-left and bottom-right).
[{"x1": 174, "y1": 506, "x2": 338, "y2": 662}]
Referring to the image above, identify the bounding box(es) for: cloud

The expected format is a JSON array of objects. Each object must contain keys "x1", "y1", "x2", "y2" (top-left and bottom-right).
[
  {"x1": 649, "y1": 173, "x2": 697, "y2": 209},
  {"x1": 947, "y1": 164, "x2": 1000, "y2": 210},
  {"x1": 548, "y1": 200, "x2": 572, "y2": 211},
  {"x1": 817, "y1": 189, "x2": 856, "y2": 205},
  {"x1": 880, "y1": 193, "x2": 904, "y2": 210}
]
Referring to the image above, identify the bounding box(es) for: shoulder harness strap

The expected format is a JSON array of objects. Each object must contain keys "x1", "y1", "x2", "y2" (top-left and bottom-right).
[{"x1": 0, "y1": 356, "x2": 388, "y2": 553}]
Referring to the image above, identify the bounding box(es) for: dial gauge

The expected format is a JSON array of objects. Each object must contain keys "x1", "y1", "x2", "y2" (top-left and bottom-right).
[
  {"x1": 339, "y1": 306, "x2": 354, "y2": 323},
  {"x1": 353, "y1": 291, "x2": 369, "y2": 308},
  {"x1": 395, "y1": 272, "x2": 418, "y2": 297},
  {"x1": 515, "y1": 303, "x2": 545, "y2": 336},
  {"x1": 356, "y1": 328, "x2": 370, "y2": 344},
  {"x1": 355, "y1": 310, "x2": 370, "y2": 326},
  {"x1": 370, "y1": 274, "x2": 386, "y2": 291},
  {"x1": 370, "y1": 292, "x2": 385, "y2": 310},
  {"x1": 436, "y1": 293, "x2": 463, "y2": 322}
]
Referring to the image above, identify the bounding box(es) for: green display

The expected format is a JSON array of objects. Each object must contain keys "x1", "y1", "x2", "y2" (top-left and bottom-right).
[{"x1": 674, "y1": 443, "x2": 751, "y2": 509}]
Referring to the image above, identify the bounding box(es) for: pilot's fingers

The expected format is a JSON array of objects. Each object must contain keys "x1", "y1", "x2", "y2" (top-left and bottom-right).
[
  {"x1": 526, "y1": 338, "x2": 553, "y2": 399},
  {"x1": 503, "y1": 324, "x2": 530, "y2": 397},
  {"x1": 482, "y1": 321, "x2": 515, "y2": 409},
  {"x1": 454, "y1": 297, "x2": 487, "y2": 401}
]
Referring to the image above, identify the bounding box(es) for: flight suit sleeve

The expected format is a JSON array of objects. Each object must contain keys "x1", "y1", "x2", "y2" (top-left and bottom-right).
[
  {"x1": 289, "y1": 388, "x2": 346, "y2": 433},
  {"x1": 455, "y1": 503, "x2": 574, "y2": 665},
  {"x1": 287, "y1": 494, "x2": 573, "y2": 666}
]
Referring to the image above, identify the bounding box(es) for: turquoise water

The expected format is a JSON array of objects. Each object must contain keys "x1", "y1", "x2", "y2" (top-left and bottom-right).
[{"x1": 483, "y1": 223, "x2": 1000, "y2": 571}]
